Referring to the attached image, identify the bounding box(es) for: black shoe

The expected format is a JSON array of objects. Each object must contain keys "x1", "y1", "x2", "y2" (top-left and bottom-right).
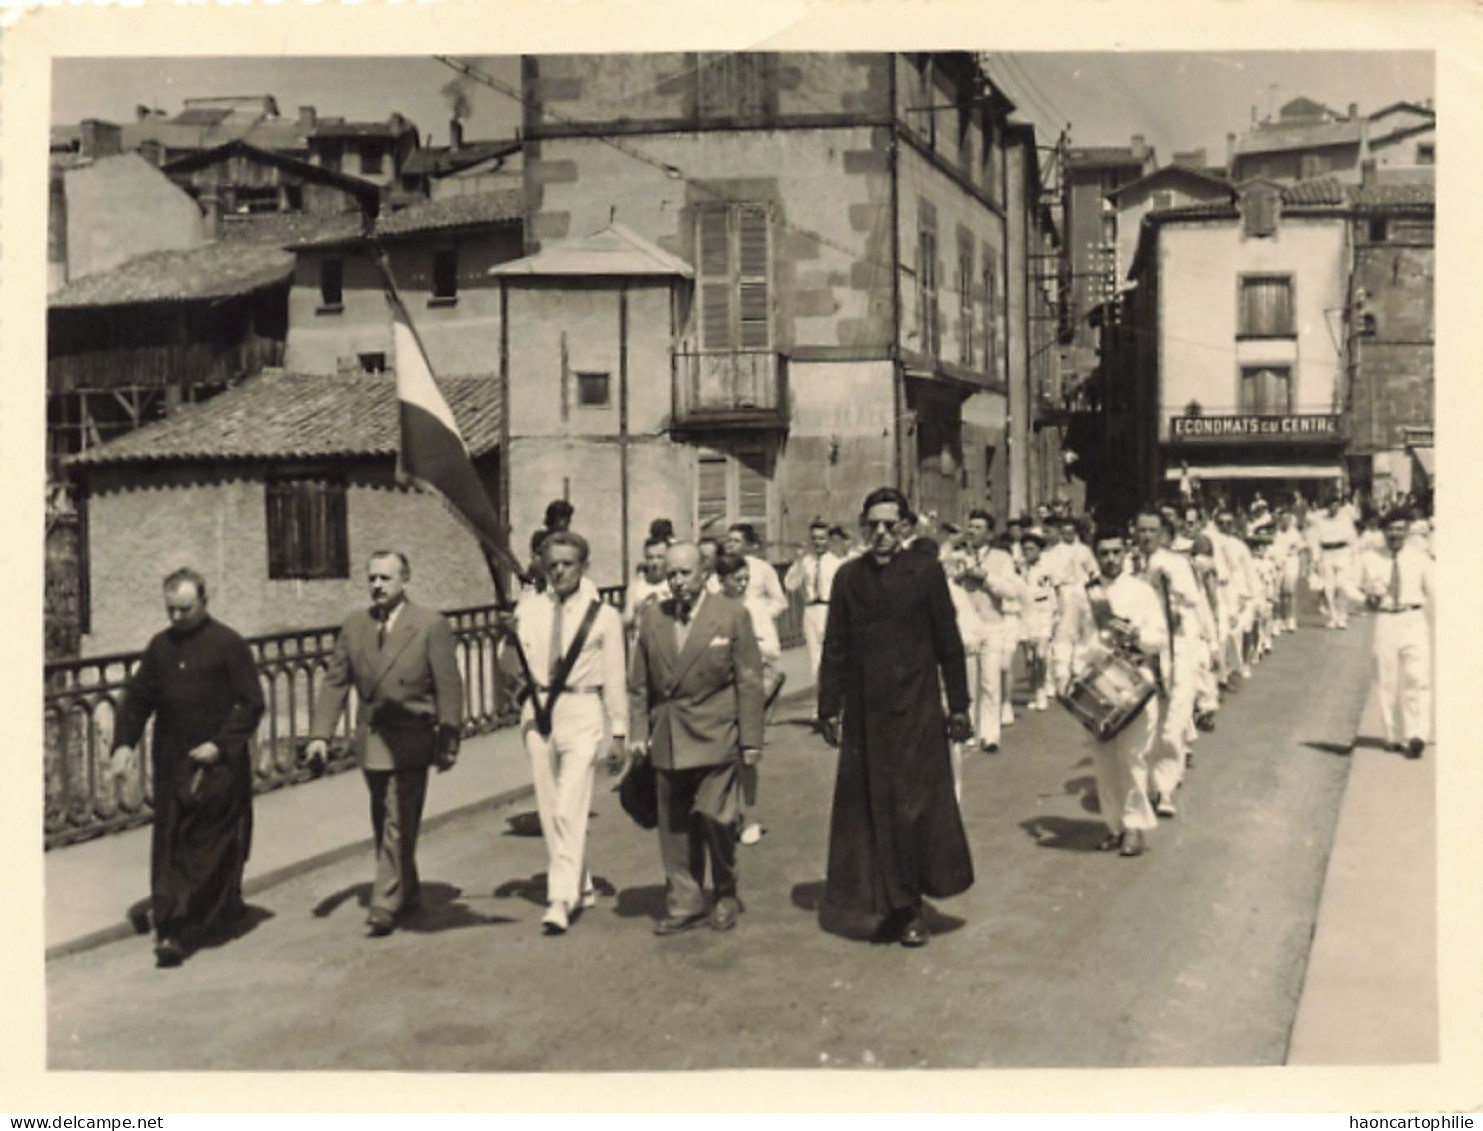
[
  {"x1": 154, "y1": 937, "x2": 185, "y2": 968},
  {"x1": 1407, "y1": 737, "x2": 1425, "y2": 759},
  {"x1": 127, "y1": 902, "x2": 152, "y2": 936},
  {"x1": 653, "y1": 911, "x2": 707, "y2": 936},
  {"x1": 708, "y1": 896, "x2": 741, "y2": 932},
  {"x1": 1120, "y1": 829, "x2": 1147, "y2": 857},
  {"x1": 365, "y1": 909, "x2": 396, "y2": 937},
  {"x1": 899, "y1": 913, "x2": 929, "y2": 948},
  {"x1": 1096, "y1": 832, "x2": 1124, "y2": 852}
]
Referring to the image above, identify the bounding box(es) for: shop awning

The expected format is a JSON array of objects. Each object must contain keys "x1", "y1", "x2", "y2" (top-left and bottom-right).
[{"x1": 1164, "y1": 464, "x2": 1342, "y2": 481}]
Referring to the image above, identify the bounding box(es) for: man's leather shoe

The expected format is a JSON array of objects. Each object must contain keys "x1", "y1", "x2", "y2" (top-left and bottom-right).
[
  {"x1": 1407, "y1": 737, "x2": 1425, "y2": 759},
  {"x1": 709, "y1": 896, "x2": 741, "y2": 931},
  {"x1": 899, "y1": 913, "x2": 929, "y2": 948},
  {"x1": 653, "y1": 911, "x2": 707, "y2": 936},
  {"x1": 154, "y1": 937, "x2": 185, "y2": 968},
  {"x1": 1097, "y1": 832, "x2": 1124, "y2": 852},
  {"x1": 365, "y1": 910, "x2": 396, "y2": 937},
  {"x1": 1120, "y1": 829, "x2": 1147, "y2": 857}
]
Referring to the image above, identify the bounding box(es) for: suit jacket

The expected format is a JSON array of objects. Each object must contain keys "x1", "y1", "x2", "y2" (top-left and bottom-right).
[
  {"x1": 309, "y1": 599, "x2": 463, "y2": 772},
  {"x1": 628, "y1": 592, "x2": 764, "y2": 772}
]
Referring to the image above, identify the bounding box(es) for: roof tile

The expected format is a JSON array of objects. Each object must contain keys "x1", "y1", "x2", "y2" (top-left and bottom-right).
[
  {"x1": 49, "y1": 241, "x2": 295, "y2": 308},
  {"x1": 70, "y1": 371, "x2": 501, "y2": 466}
]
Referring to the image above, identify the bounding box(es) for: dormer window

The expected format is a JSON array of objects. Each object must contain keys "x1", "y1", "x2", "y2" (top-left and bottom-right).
[{"x1": 1242, "y1": 188, "x2": 1280, "y2": 238}]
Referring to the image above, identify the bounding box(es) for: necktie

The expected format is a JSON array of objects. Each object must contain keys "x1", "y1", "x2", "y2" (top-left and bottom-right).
[
  {"x1": 376, "y1": 611, "x2": 387, "y2": 650},
  {"x1": 1388, "y1": 553, "x2": 1402, "y2": 609},
  {"x1": 549, "y1": 597, "x2": 564, "y2": 684}
]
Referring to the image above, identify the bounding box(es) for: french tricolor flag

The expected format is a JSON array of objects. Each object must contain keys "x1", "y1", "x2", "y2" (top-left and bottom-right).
[{"x1": 383, "y1": 276, "x2": 521, "y2": 578}]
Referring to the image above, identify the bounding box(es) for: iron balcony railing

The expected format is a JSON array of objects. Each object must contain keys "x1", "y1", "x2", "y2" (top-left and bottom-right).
[
  {"x1": 43, "y1": 583, "x2": 803, "y2": 849},
  {"x1": 673, "y1": 349, "x2": 788, "y2": 431}
]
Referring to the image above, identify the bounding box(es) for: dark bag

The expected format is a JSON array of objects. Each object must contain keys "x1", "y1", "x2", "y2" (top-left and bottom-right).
[{"x1": 618, "y1": 755, "x2": 659, "y2": 830}]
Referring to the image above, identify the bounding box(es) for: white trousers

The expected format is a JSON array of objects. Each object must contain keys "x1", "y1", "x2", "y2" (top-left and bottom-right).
[
  {"x1": 1150, "y1": 643, "x2": 1198, "y2": 802},
  {"x1": 802, "y1": 603, "x2": 829, "y2": 684},
  {"x1": 1320, "y1": 551, "x2": 1350, "y2": 626},
  {"x1": 1373, "y1": 609, "x2": 1431, "y2": 745},
  {"x1": 1092, "y1": 696, "x2": 1159, "y2": 834},
  {"x1": 970, "y1": 633, "x2": 1006, "y2": 746},
  {"x1": 522, "y1": 693, "x2": 605, "y2": 907}
]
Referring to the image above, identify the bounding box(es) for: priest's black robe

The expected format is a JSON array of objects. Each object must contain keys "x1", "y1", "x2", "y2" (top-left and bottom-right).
[
  {"x1": 113, "y1": 616, "x2": 265, "y2": 943},
  {"x1": 817, "y1": 548, "x2": 973, "y2": 930}
]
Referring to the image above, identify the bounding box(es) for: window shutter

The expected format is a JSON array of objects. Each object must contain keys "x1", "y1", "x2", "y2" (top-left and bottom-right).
[
  {"x1": 698, "y1": 451, "x2": 728, "y2": 528},
  {"x1": 1241, "y1": 277, "x2": 1293, "y2": 336},
  {"x1": 737, "y1": 206, "x2": 771, "y2": 350},
  {"x1": 698, "y1": 209, "x2": 733, "y2": 351},
  {"x1": 266, "y1": 480, "x2": 288, "y2": 579},
  {"x1": 736, "y1": 448, "x2": 770, "y2": 530}
]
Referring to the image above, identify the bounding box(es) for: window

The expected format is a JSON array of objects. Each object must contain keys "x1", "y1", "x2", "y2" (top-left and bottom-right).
[
  {"x1": 696, "y1": 445, "x2": 773, "y2": 541},
  {"x1": 320, "y1": 143, "x2": 342, "y2": 173},
  {"x1": 958, "y1": 248, "x2": 974, "y2": 367},
  {"x1": 1417, "y1": 142, "x2": 1435, "y2": 165},
  {"x1": 576, "y1": 371, "x2": 611, "y2": 407},
  {"x1": 983, "y1": 266, "x2": 999, "y2": 380},
  {"x1": 1239, "y1": 276, "x2": 1294, "y2": 337},
  {"x1": 319, "y1": 257, "x2": 344, "y2": 310},
  {"x1": 357, "y1": 352, "x2": 386, "y2": 373},
  {"x1": 1299, "y1": 154, "x2": 1323, "y2": 180},
  {"x1": 360, "y1": 145, "x2": 383, "y2": 176},
  {"x1": 1242, "y1": 190, "x2": 1279, "y2": 237},
  {"x1": 918, "y1": 228, "x2": 939, "y2": 358},
  {"x1": 697, "y1": 53, "x2": 768, "y2": 122},
  {"x1": 696, "y1": 203, "x2": 772, "y2": 352},
  {"x1": 1239, "y1": 366, "x2": 1292, "y2": 415},
  {"x1": 1368, "y1": 218, "x2": 1388, "y2": 243},
  {"x1": 1152, "y1": 190, "x2": 1173, "y2": 210},
  {"x1": 266, "y1": 477, "x2": 349, "y2": 580},
  {"x1": 431, "y1": 248, "x2": 458, "y2": 303}
]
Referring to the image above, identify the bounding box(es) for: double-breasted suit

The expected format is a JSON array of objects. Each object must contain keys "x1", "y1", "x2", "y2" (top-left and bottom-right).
[
  {"x1": 310, "y1": 599, "x2": 462, "y2": 918},
  {"x1": 629, "y1": 592, "x2": 764, "y2": 918}
]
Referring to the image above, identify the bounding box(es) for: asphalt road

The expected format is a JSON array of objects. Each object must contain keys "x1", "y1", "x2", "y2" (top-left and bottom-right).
[{"x1": 47, "y1": 611, "x2": 1373, "y2": 1071}]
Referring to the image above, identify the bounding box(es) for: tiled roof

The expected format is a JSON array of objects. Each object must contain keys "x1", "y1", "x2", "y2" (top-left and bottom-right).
[
  {"x1": 402, "y1": 141, "x2": 520, "y2": 178},
  {"x1": 1232, "y1": 119, "x2": 1362, "y2": 157},
  {"x1": 1347, "y1": 180, "x2": 1435, "y2": 211},
  {"x1": 1107, "y1": 164, "x2": 1232, "y2": 201},
  {"x1": 50, "y1": 241, "x2": 294, "y2": 308},
  {"x1": 69, "y1": 371, "x2": 501, "y2": 466},
  {"x1": 290, "y1": 189, "x2": 523, "y2": 248},
  {"x1": 490, "y1": 223, "x2": 692, "y2": 278},
  {"x1": 312, "y1": 120, "x2": 413, "y2": 139},
  {"x1": 217, "y1": 211, "x2": 366, "y2": 248},
  {"x1": 1281, "y1": 177, "x2": 1346, "y2": 205}
]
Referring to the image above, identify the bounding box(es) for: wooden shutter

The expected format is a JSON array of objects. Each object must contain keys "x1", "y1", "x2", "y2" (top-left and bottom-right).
[
  {"x1": 919, "y1": 230, "x2": 938, "y2": 358},
  {"x1": 983, "y1": 267, "x2": 998, "y2": 380},
  {"x1": 735, "y1": 447, "x2": 771, "y2": 533},
  {"x1": 737, "y1": 206, "x2": 771, "y2": 350},
  {"x1": 698, "y1": 208, "x2": 733, "y2": 351},
  {"x1": 959, "y1": 249, "x2": 974, "y2": 366},
  {"x1": 1241, "y1": 277, "x2": 1293, "y2": 336},
  {"x1": 697, "y1": 451, "x2": 729, "y2": 528}
]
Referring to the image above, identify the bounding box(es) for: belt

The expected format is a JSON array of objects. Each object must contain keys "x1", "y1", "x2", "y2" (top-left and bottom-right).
[
  {"x1": 1376, "y1": 605, "x2": 1422, "y2": 614},
  {"x1": 807, "y1": 600, "x2": 830, "y2": 606},
  {"x1": 1321, "y1": 542, "x2": 1349, "y2": 550},
  {"x1": 532, "y1": 683, "x2": 604, "y2": 695}
]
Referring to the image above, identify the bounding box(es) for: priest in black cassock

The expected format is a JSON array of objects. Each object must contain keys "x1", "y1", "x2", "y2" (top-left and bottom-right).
[
  {"x1": 817, "y1": 486, "x2": 974, "y2": 947},
  {"x1": 110, "y1": 568, "x2": 264, "y2": 967}
]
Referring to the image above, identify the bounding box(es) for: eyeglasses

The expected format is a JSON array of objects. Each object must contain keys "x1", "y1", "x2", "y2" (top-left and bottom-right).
[{"x1": 863, "y1": 519, "x2": 899, "y2": 531}]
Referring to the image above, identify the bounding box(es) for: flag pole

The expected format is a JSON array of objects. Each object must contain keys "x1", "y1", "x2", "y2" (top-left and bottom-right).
[{"x1": 373, "y1": 240, "x2": 550, "y2": 730}]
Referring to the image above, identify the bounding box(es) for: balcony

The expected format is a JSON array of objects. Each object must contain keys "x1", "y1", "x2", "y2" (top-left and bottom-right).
[{"x1": 673, "y1": 349, "x2": 788, "y2": 433}]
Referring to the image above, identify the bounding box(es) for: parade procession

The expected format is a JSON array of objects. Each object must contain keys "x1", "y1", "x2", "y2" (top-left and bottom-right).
[{"x1": 36, "y1": 47, "x2": 1439, "y2": 1074}]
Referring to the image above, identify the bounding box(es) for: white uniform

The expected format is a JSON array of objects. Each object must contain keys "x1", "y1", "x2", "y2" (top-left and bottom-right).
[
  {"x1": 1142, "y1": 548, "x2": 1217, "y2": 808},
  {"x1": 1073, "y1": 571, "x2": 1169, "y2": 836},
  {"x1": 943, "y1": 541, "x2": 1021, "y2": 749},
  {"x1": 784, "y1": 550, "x2": 841, "y2": 684},
  {"x1": 1311, "y1": 510, "x2": 1359, "y2": 628},
  {"x1": 1045, "y1": 538, "x2": 1098, "y2": 691},
  {"x1": 513, "y1": 578, "x2": 627, "y2": 910},
  {"x1": 1271, "y1": 525, "x2": 1304, "y2": 629},
  {"x1": 1358, "y1": 545, "x2": 1434, "y2": 748}
]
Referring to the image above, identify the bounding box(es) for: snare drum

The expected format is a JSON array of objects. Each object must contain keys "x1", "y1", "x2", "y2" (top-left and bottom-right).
[{"x1": 1058, "y1": 650, "x2": 1158, "y2": 741}]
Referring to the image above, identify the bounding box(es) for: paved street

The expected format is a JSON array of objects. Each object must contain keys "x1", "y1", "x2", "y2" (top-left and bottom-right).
[{"x1": 48, "y1": 610, "x2": 1375, "y2": 1071}]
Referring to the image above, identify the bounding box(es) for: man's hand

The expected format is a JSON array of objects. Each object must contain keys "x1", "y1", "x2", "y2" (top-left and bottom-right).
[
  {"x1": 187, "y1": 741, "x2": 221, "y2": 766},
  {"x1": 606, "y1": 736, "x2": 631, "y2": 777},
  {"x1": 434, "y1": 725, "x2": 460, "y2": 772},
  {"x1": 946, "y1": 712, "x2": 972, "y2": 744},
  {"x1": 740, "y1": 746, "x2": 762, "y2": 768},
  {"x1": 626, "y1": 739, "x2": 649, "y2": 762},
  {"x1": 110, "y1": 745, "x2": 138, "y2": 781},
  {"x1": 819, "y1": 716, "x2": 841, "y2": 748},
  {"x1": 301, "y1": 737, "x2": 329, "y2": 775}
]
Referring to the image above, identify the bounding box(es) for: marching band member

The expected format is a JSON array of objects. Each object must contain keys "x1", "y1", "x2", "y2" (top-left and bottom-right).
[
  {"x1": 942, "y1": 509, "x2": 1022, "y2": 754},
  {"x1": 1045, "y1": 516, "x2": 1099, "y2": 694},
  {"x1": 1270, "y1": 509, "x2": 1305, "y2": 633},
  {"x1": 1311, "y1": 494, "x2": 1359, "y2": 629},
  {"x1": 1019, "y1": 530, "x2": 1058, "y2": 712}
]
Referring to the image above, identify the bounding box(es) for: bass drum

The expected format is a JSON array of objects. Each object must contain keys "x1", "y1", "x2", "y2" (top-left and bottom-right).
[{"x1": 1058, "y1": 650, "x2": 1158, "y2": 741}]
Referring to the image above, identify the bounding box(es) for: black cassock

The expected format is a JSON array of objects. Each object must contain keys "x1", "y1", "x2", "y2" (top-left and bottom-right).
[
  {"x1": 114, "y1": 616, "x2": 265, "y2": 942},
  {"x1": 817, "y1": 548, "x2": 973, "y2": 930}
]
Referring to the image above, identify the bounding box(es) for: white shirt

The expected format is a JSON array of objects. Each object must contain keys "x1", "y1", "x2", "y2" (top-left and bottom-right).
[
  {"x1": 513, "y1": 577, "x2": 627, "y2": 736},
  {"x1": 784, "y1": 551, "x2": 842, "y2": 606},
  {"x1": 1021, "y1": 559, "x2": 1059, "y2": 637},
  {"x1": 1312, "y1": 512, "x2": 1358, "y2": 551},
  {"x1": 1077, "y1": 570, "x2": 1170, "y2": 676},
  {"x1": 1358, "y1": 545, "x2": 1434, "y2": 610},
  {"x1": 623, "y1": 572, "x2": 669, "y2": 628},
  {"x1": 942, "y1": 541, "x2": 1023, "y2": 626},
  {"x1": 743, "y1": 555, "x2": 788, "y2": 621},
  {"x1": 1144, "y1": 547, "x2": 1217, "y2": 645}
]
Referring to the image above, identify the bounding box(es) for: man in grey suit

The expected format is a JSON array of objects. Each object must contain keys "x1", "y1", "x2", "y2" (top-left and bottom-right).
[
  {"x1": 628, "y1": 542, "x2": 765, "y2": 935},
  {"x1": 306, "y1": 550, "x2": 463, "y2": 937}
]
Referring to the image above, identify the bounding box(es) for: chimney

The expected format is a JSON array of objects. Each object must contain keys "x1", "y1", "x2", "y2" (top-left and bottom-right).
[
  {"x1": 135, "y1": 104, "x2": 153, "y2": 122},
  {"x1": 1348, "y1": 102, "x2": 1359, "y2": 120},
  {"x1": 299, "y1": 105, "x2": 316, "y2": 131},
  {"x1": 1130, "y1": 133, "x2": 1146, "y2": 157},
  {"x1": 449, "y1": 118, "x2": 463, "y2": 150},
  {"x1": 79, "y1": 119, "x2": 123, "y2": 160}
]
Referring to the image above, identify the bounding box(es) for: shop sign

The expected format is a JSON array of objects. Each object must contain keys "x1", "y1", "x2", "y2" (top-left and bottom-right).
[{"x1": 1169, "y1": 414, "x2": 1342, "y2": 442}]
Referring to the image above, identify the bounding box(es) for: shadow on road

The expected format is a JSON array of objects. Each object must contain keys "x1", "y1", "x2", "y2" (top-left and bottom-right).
[
  {"x1": 1020, "y1": 815, "x2": 1112, "y2": 852},
  {"x1": 1301, "y1": 739, "x2": 1355, "y2": 756},
  {"x1": 403, "y1": 883, "x2": 517, "y2": 932},
  {"x1": 310, "y1": 882, "x2": 371, "y2": 918},
  {"x1": 794, "y1": 881, "x2": 967, "y2": 943},
  {"x1": 192, "y1": 904, "x2": 276, "y2": 952},
  {"x1": 1063, "y1": 774, "x2": 1100, "y2": 814},
  {"x1": 613, "y1": 884, "x2": 668, "y2": 921},
  {"x1": 502, "y1": 810, "x2": 544, "y2": 837}
]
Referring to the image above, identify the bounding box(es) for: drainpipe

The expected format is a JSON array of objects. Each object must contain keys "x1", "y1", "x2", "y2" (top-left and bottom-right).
[{"x1": 889, "y1": 60, "x2": 905, "y2": 494}]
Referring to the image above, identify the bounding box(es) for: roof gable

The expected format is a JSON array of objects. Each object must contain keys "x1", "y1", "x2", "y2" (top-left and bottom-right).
[{"x1": 489, "y1": 223, "x2": 693, "y2": 278}]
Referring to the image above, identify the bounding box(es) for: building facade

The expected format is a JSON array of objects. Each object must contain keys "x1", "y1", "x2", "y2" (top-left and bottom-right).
[{"x1": 512, "y1": 51, "x2": 1039, "y2": 565}]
